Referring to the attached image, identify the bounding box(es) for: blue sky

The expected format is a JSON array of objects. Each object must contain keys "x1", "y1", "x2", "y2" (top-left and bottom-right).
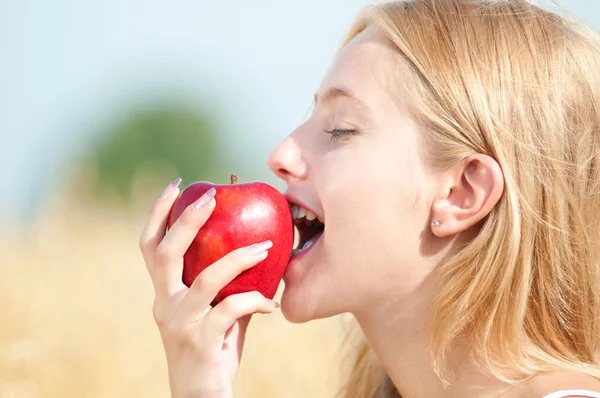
[{"x1": 1, "y1": 0, "x2": 597, "y2": 221}]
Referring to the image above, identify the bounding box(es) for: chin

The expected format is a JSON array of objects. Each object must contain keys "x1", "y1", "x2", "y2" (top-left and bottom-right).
[
  {"x1": 279, "y1": 280, "x2": 348, "y2": 323},
  {"x1": 279, "y1": 286, "x2": 317, "y2": 323},
  {"x1": 280, "y1": 227, "x2": 353, "y2": 322}
]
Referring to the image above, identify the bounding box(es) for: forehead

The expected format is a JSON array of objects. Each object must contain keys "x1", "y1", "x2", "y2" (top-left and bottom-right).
[{"x1": 318, "y1": 26, "x2": 408, "y2": 110}]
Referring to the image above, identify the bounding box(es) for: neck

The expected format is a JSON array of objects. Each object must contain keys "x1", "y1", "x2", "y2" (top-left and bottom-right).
[{"x1": 353, "y1": 272, "x2": 515, "y2": 398}]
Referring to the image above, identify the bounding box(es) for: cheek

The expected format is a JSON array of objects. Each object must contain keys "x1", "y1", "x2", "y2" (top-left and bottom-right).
[
  {"x1": 330, "y1": 172, "x2": 425, "y2": 250},
  {"x1": 319, "y1": 141, "x2": 431, "y2": 280},
  {"x1": 322, "y1": 138, "x2": 427, "y2": 227}
]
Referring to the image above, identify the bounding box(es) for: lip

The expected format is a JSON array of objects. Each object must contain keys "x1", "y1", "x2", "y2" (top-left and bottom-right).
[
  {"x1": 284, "y1": 193, "x2": 325, "y2": 223},
  {"x1": 284, "y1": 231, "x2": 323, "y2": 279}
]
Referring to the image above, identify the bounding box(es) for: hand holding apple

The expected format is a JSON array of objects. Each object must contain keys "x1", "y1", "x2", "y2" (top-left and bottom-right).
[
  {"x1": 140, "y1": 177, "x2": 285, "y2": 398},
  {"x1": 168, "y1": 174, "x2": 294, "y2": 304}
]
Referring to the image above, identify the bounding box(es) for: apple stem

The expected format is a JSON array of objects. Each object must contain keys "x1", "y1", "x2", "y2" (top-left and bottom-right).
[{"x1": 231, "y1": 174, "x2": 238, "y2": 184}]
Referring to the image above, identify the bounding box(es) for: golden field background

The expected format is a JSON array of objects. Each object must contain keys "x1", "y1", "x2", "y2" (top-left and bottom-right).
[{"x1": 0, "y1": 195, "x2": 355, "y2": 398}]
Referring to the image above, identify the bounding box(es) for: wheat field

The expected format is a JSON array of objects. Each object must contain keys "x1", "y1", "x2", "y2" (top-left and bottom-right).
[{"x1": 0, "y1": 196, "x2": 351, "y2": 398}]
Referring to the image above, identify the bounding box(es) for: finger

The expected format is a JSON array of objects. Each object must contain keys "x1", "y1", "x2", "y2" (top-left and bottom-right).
[
  {"x1": 139, "y1": 177, "x2": 182, "y2": 268},
  {"x1": 154, "y1": 188, "x2": 217, "y2": 296},
  {"x1": 175, "y1": 241, "x2": 273, "y2": 320},
  {"x1": 202, "y1": 291, "x2": 279, "y2": 339}
]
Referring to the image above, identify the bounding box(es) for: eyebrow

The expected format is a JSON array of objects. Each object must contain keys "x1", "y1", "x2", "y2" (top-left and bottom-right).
[{"x1": 313, "y1": 87, "x2": 371, "y2": 112}]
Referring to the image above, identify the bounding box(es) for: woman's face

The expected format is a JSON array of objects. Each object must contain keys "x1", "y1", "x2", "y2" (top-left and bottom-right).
[{"x1": 268, "y1": 26, "x2": 439, "y2": 323}]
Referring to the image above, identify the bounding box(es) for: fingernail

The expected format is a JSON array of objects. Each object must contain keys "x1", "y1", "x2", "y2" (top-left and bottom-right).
[
  {"x1": 193, "y1": 187, "x2": 217, "y2": 210},
  {"x1": 249, "y1": 240, "x2": 273, "y2": 255},
  {"x1": 159, "y1": 177, "x2": 182, "y2": 199},
  {"x1": 271, "y1": 300, "x2": 280, "y2": 308}
]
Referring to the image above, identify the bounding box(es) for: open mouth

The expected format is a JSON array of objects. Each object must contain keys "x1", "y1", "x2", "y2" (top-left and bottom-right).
[{"x1": 289, "y1": 203, "x2": 325, "y2": 258}]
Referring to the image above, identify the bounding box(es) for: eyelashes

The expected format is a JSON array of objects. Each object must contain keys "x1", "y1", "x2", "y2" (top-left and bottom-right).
[{"x1": 323, "y1": 128, "x2": 360, "y2": 143}]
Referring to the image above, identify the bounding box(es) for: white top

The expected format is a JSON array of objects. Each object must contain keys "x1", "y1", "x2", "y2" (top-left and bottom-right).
[{"x1": 542, "y1": 391, "x2": 600, "y2": 398}]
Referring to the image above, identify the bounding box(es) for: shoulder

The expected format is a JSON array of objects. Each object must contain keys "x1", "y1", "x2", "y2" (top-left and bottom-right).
[
  {"x1": 539, "y1": 391, "x2": 600, "y2": 398},
  {"x1": 516, "y1": 370, "x2": 600, "y2": 398}
]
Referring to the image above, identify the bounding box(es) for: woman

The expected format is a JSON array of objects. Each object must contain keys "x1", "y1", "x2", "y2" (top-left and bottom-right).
[{"x1": 138, "y1": 1, "x2": 600, "y2": 397}]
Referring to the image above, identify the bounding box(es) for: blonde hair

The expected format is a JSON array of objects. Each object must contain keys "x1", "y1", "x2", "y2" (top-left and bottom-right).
[{"x1": 336, "y1": 1, "x2": 600, "y2": 397}]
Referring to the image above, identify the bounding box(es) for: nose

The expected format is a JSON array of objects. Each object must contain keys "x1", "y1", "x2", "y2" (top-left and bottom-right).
[{"x1": 268, "y1": 135, "x2": 308, "y2": 183}]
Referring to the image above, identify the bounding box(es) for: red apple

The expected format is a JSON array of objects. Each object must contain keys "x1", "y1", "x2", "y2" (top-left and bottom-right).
[{"x1": 167, "y1": 174, "x2": 294, "y2": 304}]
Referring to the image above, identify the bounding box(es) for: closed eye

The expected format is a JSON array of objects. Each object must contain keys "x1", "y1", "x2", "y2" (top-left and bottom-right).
[{"x1": 323, "y1": 128, "x2": 360, "y2": 142}]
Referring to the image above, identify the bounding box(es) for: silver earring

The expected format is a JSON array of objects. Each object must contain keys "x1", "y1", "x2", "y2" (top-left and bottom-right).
[{"x1": 432, "y1": 221, "x2": 441, "y2": 227}]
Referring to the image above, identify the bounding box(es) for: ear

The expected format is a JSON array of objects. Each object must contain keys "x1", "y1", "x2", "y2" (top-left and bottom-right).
[{"x1": 430, "y1": 154, "x2": 504, "y2": 237}]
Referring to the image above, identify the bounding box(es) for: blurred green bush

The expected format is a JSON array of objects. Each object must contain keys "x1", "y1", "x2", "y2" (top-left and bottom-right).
[{"x1": 78, "y1": 101, "x2": 226, "y2": 203}]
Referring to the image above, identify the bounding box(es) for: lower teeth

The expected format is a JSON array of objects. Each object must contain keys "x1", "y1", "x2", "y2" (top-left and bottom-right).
[
  {"x1": 302, "y1": 239, "x2": 313, "y2": 250},
  {"x1": 291, "y1": 238, "x2": 314, "y2": 257}
]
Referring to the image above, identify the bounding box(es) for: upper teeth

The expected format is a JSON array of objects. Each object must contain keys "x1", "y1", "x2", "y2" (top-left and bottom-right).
[
  {"x1": 297, "y1": 207, "x2": 306, "y2": 219},
  {"x1": 291, "y1": 204, "x2": 321, "y2": 223}
]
